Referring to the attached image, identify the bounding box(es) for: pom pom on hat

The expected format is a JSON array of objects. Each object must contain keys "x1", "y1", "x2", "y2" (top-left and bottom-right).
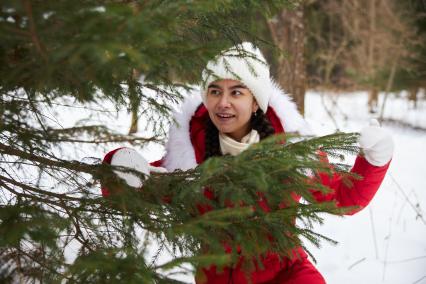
[{"x1": 201, "y1": 42, "x2": 272, "y2": 113}]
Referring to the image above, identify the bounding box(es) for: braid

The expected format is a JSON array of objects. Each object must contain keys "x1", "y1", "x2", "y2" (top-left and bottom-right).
[
  {"x1": 251, "y1": 109, "x2": 275, "y2": 139},
  {"x1": 204, "y1": 118, "x2": 222, "y2": 160},
  {"x1": 204, "y1": 109, "x2": 275, "y2": 160}
]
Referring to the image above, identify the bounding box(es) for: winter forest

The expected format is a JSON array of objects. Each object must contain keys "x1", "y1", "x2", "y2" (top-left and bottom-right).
[{"x1": 1, "y1": 1, "x2": 425, "y2": 284}]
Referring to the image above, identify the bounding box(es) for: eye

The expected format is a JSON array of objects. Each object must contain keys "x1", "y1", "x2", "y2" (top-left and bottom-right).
[
  {"x1": 231, "y1": 90, "x2": 243, "y2": 96},
  {"x1": 208, "y1": 89, "x2": 221, "y2": 96}
]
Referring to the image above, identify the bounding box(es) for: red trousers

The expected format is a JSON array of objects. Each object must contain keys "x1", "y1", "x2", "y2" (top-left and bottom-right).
[{"x1": 197, "y1": 250, "x2": 326, "y2": 284}]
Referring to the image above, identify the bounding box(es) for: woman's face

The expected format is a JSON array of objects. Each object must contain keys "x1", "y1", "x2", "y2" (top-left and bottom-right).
[{"x1": 205, "y1": 79, "x2": 259, "y2": 141}]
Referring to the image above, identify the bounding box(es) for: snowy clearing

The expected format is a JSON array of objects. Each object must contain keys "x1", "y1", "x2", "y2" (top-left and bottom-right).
[{"x1": 304, "y1": 91, "x2": 426, "y2": 284}]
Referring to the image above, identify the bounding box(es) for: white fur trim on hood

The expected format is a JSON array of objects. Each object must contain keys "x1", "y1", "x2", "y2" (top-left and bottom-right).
[
  {"x1": 163, "y1": 85, "x2": 313, "y2": 172},
  {"x1": 162, "y1": 93, "x2": 202, "y2": 172}
]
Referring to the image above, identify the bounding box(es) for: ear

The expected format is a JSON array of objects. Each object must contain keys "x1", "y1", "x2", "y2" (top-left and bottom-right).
[{"x1": 252, "y1": 99, "x2": 259, "y2": 113}]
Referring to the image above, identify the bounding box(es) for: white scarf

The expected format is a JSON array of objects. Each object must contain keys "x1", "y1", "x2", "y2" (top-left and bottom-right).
[{"x1": 219, "y1": 129, "x2": 260, "y2": 156}]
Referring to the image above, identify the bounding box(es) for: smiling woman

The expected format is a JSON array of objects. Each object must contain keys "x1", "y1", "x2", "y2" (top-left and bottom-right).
[
  {"x1": 103, "y1": 42, "x2": 393, "y2": 284},
  {"x1": 203, "y1": 79, "x2": 275, "y2": 158},
  {"x1": 205, "y1": 79, "x2": 258, "y2": 141}
]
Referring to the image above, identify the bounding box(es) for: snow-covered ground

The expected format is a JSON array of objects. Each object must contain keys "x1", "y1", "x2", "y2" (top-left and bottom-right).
[
  {"x1": 304, "y1": 91, "x2": 426, "y2": 284},
  {"x1": 52, "y1": 89, "x2": 426, "y2": 283}
]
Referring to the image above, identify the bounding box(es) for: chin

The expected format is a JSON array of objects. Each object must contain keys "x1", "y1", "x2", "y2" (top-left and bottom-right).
[{"x1": 218, "y1": 126, "x2": 235, "y2": 134}]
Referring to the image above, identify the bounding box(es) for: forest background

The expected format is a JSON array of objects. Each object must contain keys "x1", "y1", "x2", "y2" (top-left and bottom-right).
[{"x1": 1, "y1": 0, "x2": 425, "y2": 283}]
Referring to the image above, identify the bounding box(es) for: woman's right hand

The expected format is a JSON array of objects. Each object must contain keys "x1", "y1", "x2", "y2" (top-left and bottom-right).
[
  {"x1": 109, "y1": 147, "x2": 151, "y2": 188},
  {"x1": 101, "y1": 147, "x2": 168, "y2": 198}
]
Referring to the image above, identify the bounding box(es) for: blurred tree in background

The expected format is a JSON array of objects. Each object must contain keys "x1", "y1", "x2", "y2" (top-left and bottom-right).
[
  {"x1": 392, "y1": 0, "x2": 426, "y2": 109},
  {"x1": 262, "y1": 0, "x2": 425, "y2": 116},
  {"x1": 267, "y1": 4, "x2": 307, "y2": 115}
]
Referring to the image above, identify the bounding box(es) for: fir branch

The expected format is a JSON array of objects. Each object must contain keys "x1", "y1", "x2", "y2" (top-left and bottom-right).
[
  {"x1": 23, "y1": 0, "x2": 48, "y2": 61},
  {"x1": 0, "y1": 142, "x2": 98, "y2": 175}
]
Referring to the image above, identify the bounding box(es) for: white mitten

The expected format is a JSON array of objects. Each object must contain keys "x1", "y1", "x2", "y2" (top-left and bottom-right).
[
  {"x1": 359, "y1": 119, "x2": 394, "y2": 166},
  {"x1": 110, "y1": 148, "x2": 165, "y2": 188}
]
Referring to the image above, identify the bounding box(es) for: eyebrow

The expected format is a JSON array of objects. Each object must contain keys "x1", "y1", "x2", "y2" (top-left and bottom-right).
[{"x1": 207, "y1": 83, "x2": 248, "y2": 90}]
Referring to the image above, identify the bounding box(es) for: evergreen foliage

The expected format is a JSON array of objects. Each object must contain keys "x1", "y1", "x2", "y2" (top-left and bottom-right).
[{"x1": 1, "y1": 1, "x2": 362, "y2": 283}]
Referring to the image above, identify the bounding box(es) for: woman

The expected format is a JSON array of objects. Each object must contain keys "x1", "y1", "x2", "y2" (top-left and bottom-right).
[{"x1": 103, "y1": 42, "x2": 393, "y2": 283}]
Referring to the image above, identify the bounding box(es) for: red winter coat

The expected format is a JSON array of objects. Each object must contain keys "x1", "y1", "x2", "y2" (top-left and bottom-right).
[{"x1": 103, "y1": 93, "x2": 390, "y2": 284}]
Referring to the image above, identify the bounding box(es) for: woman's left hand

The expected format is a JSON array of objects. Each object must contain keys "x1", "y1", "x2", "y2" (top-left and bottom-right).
[{"x1": 359, "y1": 119, "x2": 394, "y2": 166}]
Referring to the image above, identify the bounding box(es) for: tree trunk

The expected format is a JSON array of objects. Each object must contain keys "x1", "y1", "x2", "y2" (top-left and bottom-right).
[
  {"x1": 368, "y1": 0, "x2": 376, "y2": 73},
  {"x1": 128, "y1": 3, "x2": 143, "y2": 135},
  {"x1": 128, "y1": 69, "x2": 141, "y2": 135},
  {"x1": 267, "y1": 6, "x2": 306, "y2": 115},
  {"x1": 408, "y1": 87, "x2": 419, "y2": 109},
  {"x1": 379, "y1": 56, "x2": 398, "y2": 121},
  {"x1": 128, "y1": 107, "x2": 139, "y2": 134},
  {"x1": 368, "y1": 88, "x2": 379, "y2": 113}
]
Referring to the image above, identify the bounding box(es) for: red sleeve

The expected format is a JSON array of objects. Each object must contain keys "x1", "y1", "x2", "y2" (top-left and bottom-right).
[
  {"x1": 311, "y1": 155, "x2": 391, "y2": 215},
  {"x1": 150, "y1": 159, "x2": 164, "y2": 167}
]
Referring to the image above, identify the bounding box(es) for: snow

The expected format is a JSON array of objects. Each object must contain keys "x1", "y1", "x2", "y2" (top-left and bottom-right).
[
  {"x1": 43, "y1": 89, "x2": 426, "y2": 283},
  {"x1": 303, "y1": 91, "x2": 426, "y2": 284}
]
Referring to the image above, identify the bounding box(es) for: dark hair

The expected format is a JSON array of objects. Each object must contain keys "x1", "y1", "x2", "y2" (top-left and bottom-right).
[{"x1": 204, "y1": 109, "x2": 275, "y2": 160}]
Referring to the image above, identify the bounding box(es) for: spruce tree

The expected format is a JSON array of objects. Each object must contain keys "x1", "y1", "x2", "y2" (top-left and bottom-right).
[{"x1": 1, "y1": 1, "x2": 360, "y2": 283}]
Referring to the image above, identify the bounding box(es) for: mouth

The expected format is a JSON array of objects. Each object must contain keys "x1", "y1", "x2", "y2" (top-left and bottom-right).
[
  {"x1": 216, "y1": 113, "x2": 235, "y2": 118},
  {"x1": 216, "y1": 113, "x2": 236, "y2": 121}
]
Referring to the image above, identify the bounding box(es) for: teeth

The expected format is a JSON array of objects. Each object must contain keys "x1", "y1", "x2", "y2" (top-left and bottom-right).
[{"x1": 217, "y1": 114, "x2": 234, "y2": 118}]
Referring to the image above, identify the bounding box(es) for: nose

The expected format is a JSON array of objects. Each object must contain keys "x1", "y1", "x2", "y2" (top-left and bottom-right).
[{"x1": 217, "y1": 93, "x2": 231, "y2": 108}]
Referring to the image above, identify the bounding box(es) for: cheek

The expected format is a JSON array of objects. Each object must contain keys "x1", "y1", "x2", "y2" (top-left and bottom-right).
[
  {"x1": 204, "y1": 101, "x2": 215, "y2": 116},
  {"x1": 234, "y1": 104, "x2": 253, "y2": 124},
  {"x1": 205, "y1": 102, "x2": 222, "y2": 129},
  {"x1": 238, "y1": 99, "x2": 255, "y2": 116},
  {"x1": 241, "y1": 109, "x2": 253, "y2": 122},
  {"x1": 207, "y1": 110, "x2": 217, "y2": 125},
  {"x1": 205, "y1": 96, "x2": 218, "y2": 112},
  {"x1": 205, "y1": 102, "x2": 216, "y2": 119}
]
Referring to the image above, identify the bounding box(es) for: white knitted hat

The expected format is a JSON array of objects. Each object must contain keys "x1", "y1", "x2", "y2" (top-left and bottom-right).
[{"x1": 201, "y1": 42, "x2": 272, "y2": 113}]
